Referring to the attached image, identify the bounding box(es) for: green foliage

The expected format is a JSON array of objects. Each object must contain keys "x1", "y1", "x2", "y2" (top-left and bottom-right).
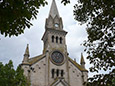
[
  {"x1": 0, "y1": 60, "x2": 30, "y2": 86},
  {"x1": 73, "y1": 0, "x2": 115, "y2": 85},
  {"x1": 87, "y1": 69, "x2": 115, "y2": 86},
  {"x1": 0, "y1": 0, "x2": 47, "y2": 37},
  {"x1": 61, "y1": 0, "x2": 70, "y2": 5}
]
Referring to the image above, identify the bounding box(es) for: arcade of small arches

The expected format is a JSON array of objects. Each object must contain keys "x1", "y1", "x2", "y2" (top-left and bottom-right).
[
  {"x1": 51, "y1": 69, "x2": 64, "y2": 78},
  {"x1": 51, "y1": 35, "x2": 63, "y2": 44}
]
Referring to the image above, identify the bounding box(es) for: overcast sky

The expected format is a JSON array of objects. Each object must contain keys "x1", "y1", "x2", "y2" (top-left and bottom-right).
[{"x1": 0, "y1": 0, "x2": 95, "y2": 76}]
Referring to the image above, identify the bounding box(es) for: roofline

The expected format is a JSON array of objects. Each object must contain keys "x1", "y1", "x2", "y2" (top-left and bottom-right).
[{"x1": 68, "y1": 57, "x2": 88, "y2": 72}]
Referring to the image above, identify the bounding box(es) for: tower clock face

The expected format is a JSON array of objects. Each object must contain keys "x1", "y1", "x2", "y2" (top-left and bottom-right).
[
  {"x1": 51, "y1": 51, "x2": 64, "y2": 65},
  {"x1": 54, "y1": 23, "x2": 59, "y2": 28}
]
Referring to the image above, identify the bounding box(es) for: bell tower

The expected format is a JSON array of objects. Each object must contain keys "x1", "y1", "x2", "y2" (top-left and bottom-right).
[
  {"x1": 42, "y1": 0, "x2": 68, "y2": 55},
  {"x1": 42, "y1": 0, "x2": 70, "y2": 85}
]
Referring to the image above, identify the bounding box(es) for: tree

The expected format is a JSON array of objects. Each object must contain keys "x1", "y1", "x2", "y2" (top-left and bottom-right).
[
  {"x1": 0, "y1": 0, "x2": 70, "y2": 37},
  {"x1": 72, "y1": 0, "x2": 115, "y2": 85},
  {"x1": 87, "y1": 69, "x2": 115, "y2": 86},
  {"x1": 0, "y1": 0, "x2": 47, "y2": 37},
  {"x1": 0, "y1": 60, "x2": 30, "y2": 86}
]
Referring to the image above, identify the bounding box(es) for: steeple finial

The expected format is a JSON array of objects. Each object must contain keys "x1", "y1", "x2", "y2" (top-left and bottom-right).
[
  {"x1": 49, "y1": 0, "x2": 60, "y2": 18},
  {"x1": 80, "y1": 53, "x2": 85, "y2": 68},
  {"x1": 80, "y1": 53, "x2": 85, "y2": 64},
  {"x1": 24, "y1": 44, "x2": 29, "y2": 56},
  {"x1": 22, "y1": 44, "x2": 30, "y2": 63}
]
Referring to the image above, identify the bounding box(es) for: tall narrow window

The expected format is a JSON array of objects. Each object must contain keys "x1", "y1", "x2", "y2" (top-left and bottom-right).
[
  {"x1": 56, "y1": 36, "x2": 58, "y2": 43},
  {"x1": 60, "y1": 37, "x2": 62, "y2": 44},
  {"x1": 56, "y1": 69, "x2": 59, "y2": 77},
  {"x1": 52, "y1": 36, "x2": 54, "y2": 42},
  {"x1": 51, "y1": 69, "x2": 55, "y2": 78},
  {"x1": 61, "y1": 70, "x2": 64, "y2": 77}
]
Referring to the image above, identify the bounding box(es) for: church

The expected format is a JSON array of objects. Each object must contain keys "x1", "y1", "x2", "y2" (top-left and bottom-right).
[{"x1": 21, "y1": 0, "x2": 88, "y2": 86}]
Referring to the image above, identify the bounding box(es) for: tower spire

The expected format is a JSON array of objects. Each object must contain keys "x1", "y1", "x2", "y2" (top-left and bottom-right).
[
  {"x1": 49, "y1": 0, "x2": 60, "y2": 18},
  {"x1": 24, "y1": 44, "x2": 29, "y2": 56},
  {"x1": 80, "y1": 53, "x2": 85, "y2": 68},
  {"x1": 42, "y1": 0, "x2": 66, "y2": 53},
  {"x1": 22, "y1": 44, "x2": 30, "y2": 63}
]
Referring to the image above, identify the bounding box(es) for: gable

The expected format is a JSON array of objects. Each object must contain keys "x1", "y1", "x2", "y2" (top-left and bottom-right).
[
  {"x1": 50, "y1": 78, "x2": 69, "y2": 86},
  {"x1": 56, "y1": 82, "x2": 64, "y2": 86}
]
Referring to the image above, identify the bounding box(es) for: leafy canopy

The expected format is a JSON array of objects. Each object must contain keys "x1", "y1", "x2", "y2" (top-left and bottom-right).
[
  {"x1": 0, "y1": 0, "x2": 47, "y2": 37},
  {"x1": 74, "y1": 0, "x2": 115, "y2": 71},
  {"x1": 0, "y1": 0, "x2": 70, "y2": 37},
  {"x1": 73, "y1": 0, "x2": 115, "y2": 85},
  {"x1": 0, "y1": 60, "x2": 30, "y2": 86}
]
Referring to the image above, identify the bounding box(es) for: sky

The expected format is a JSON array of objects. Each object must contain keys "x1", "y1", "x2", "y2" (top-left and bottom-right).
[{"x1": 0, "y1": 0, "x2": 93, "y2": 76}]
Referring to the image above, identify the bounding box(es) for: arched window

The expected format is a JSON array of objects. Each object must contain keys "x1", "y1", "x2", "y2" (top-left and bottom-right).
[
  {"x1": 61, "y1": 70, "x2": 64, "y2": 77},
  {"x1": 56, "y1": 69, "x2": 59, "y2": 77},
  {"x1": 52, "y1": 36, "x2": 54, "y2": 42},
  {"x1": 60, "y1": 37, "x2": 62, "y2": 44},
  {"x1": 56, "y1": 36, "x2": 58, "y2": 43},
  {"x1": 51, "y1": 69, "x2": 55, "y2": 78}
]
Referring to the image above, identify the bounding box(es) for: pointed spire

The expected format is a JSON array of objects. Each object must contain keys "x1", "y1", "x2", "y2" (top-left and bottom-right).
[
  {"x1": 24, "y1": 44, "x2": 30, "y2": 57},
  {"x1": 49, "y1": 0, "x2": 60, "y2": 18},
  {"x1": 80, "y1": 53, "x2": 85, "y2": 64},
  {"x1": 80, "y1": 53, "x2": 85, "y2": 68},
  {"x1": 22, "y1": 44, "x2": 30, "y2": 63}
]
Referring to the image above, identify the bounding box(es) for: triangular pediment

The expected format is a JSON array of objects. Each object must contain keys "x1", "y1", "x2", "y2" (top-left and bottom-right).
[
  {"x1": 56, "y1": 82, "x2": 64, "y2": 86},
  {"x1": 50, "y1": 78, "x2": 70, "y2": 86}
]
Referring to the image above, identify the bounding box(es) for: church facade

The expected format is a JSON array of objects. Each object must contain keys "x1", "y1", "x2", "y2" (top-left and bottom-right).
[{"x1": 21, "y1": 0, "x2": 88, "y2": 86}]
